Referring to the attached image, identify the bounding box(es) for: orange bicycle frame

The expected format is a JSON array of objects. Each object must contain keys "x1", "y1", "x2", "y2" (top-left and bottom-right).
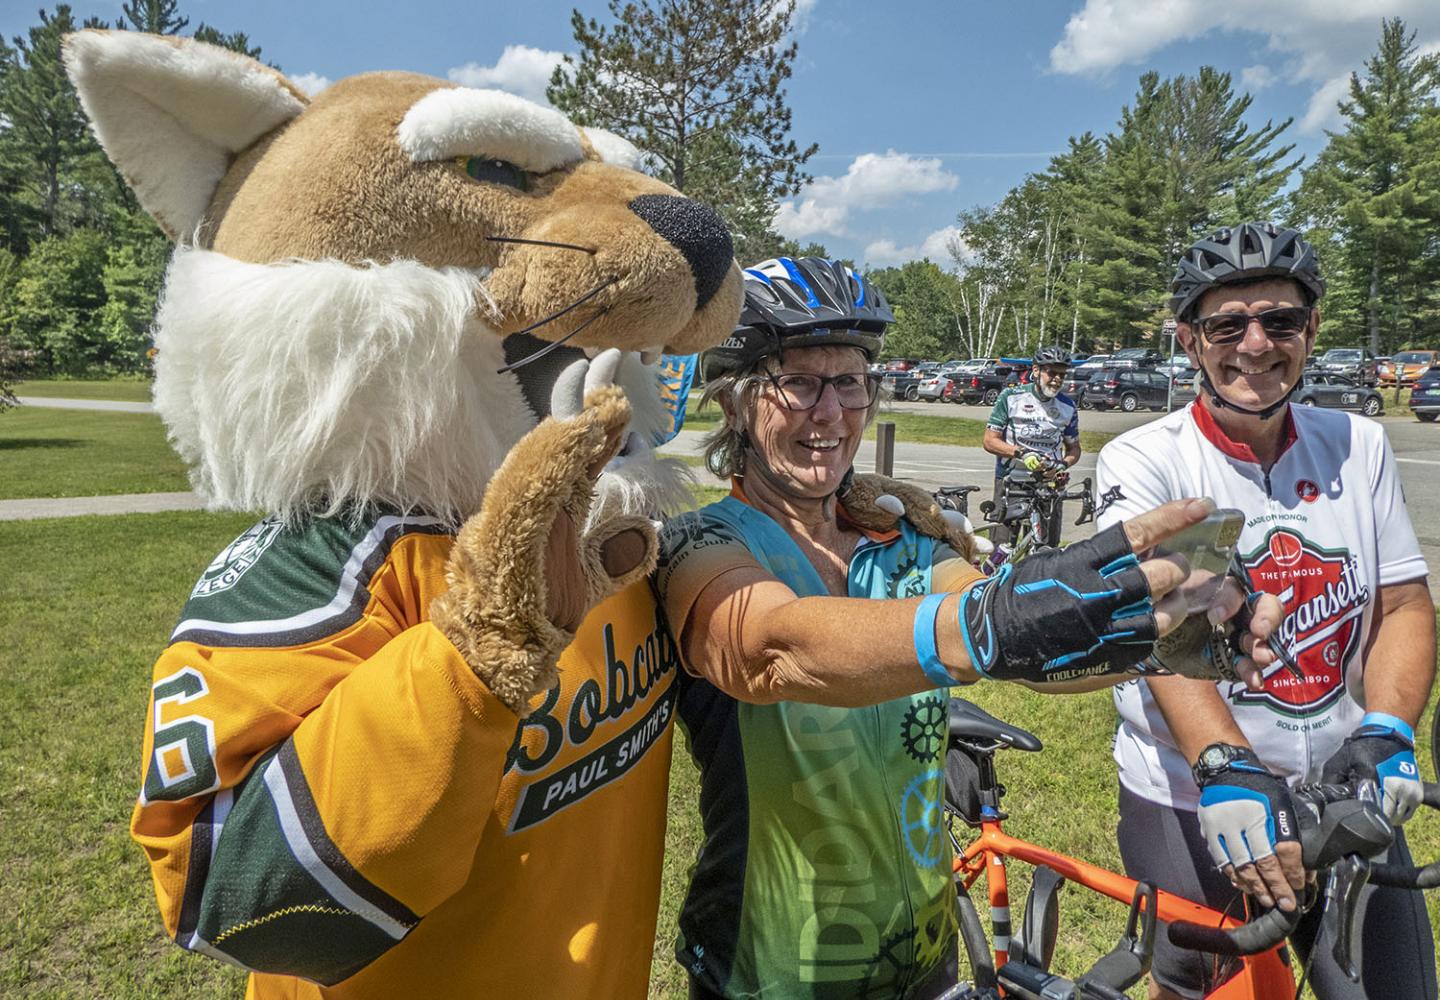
[{"x1": 953, "y1": 816, "x2": 1297, "y2": 999}]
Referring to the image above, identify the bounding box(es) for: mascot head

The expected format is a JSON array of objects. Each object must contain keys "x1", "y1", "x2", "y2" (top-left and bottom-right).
[{"x1": 63, "y1": 31, "x2": 742, "y2": 524}]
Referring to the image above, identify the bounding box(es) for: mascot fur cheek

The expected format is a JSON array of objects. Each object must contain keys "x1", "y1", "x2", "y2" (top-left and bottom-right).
[{"x1": 65, "y1": 28, "x2": 737, "y2": 999}]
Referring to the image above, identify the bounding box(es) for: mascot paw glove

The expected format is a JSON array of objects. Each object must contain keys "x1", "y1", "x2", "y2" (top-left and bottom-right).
[
  {"x1": 840, "y1": 472, "x2": 976, "y2": 559},
  {"x1": 431, "y1": 385, "x2": 659, "y2": 714}
]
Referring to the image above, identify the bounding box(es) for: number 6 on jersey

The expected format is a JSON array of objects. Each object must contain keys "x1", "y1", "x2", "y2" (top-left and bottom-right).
[{"x1": 142, "y1": 667, "x2": 219, "y2": 803}]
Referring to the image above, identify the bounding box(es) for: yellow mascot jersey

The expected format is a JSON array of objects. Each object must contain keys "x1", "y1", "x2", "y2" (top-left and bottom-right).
[{"x1": 133, "y1": 511, "x2": 678, "y2": 999}]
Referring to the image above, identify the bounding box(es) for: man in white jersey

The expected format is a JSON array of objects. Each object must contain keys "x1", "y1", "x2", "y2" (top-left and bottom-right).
[
  {"x1": 1095, "y1": 222, "x2": 1435, "y2": 1000},
  {"x1": 984, "y1": 346, "x2": 1080, "y2": 543}
]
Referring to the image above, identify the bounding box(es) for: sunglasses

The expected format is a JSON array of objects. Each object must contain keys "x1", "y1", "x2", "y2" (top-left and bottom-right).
[
  {"x1": 1193, "y1": 306, "x2": 1312, "y2": 345},
  {"x1": 765, "y1": 371, "x2": 880, "y2": 411}
]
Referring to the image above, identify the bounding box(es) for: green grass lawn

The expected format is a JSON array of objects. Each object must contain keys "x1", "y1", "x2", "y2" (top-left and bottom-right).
[
  {"x1": 3, "y1": 503, "x2": 1436, "y2": 998},
  {"x1": 0, "y1": 408, "x2": 190, "y2": 500},
  {"x1": 14, "y1": 378, "x2": 154, "y2": 403}
]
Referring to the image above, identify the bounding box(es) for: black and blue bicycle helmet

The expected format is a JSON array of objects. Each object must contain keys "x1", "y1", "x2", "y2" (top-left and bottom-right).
[
  {"x1": 702, "y1": 257, "x2": 893, "y2": 381},
  {"x1": 1168, "y1": 222, "x2": 1324, "y2": 321}
]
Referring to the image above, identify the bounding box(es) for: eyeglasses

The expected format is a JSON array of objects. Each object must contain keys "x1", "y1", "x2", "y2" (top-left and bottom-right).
[
  {"x1": 764, "y1": 371, "x2": 880, "y2": 410},
  {"x1": 1193, "y1": 306, "x2": 1312, "y2": 345}
]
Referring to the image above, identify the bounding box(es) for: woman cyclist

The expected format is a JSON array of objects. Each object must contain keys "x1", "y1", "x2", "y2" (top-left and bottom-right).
[{"x1": 653, "y1": 257, "x2": 1284, "y2": 999}]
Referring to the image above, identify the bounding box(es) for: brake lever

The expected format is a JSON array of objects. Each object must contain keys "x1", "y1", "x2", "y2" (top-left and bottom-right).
[{"x1": 1323, "y1": 855, "x2": 1370, "y2": 983}]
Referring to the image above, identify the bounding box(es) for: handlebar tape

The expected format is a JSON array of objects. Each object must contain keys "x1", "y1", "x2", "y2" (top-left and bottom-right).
[{"x1": 1166, "y1": 905, "x2": 1301, "y2": 955}]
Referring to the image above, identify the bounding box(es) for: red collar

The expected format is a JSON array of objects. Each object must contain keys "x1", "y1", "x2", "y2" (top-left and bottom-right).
[{"x1": 1189, "y1": 399, "x2": 1298, "y2": 465}]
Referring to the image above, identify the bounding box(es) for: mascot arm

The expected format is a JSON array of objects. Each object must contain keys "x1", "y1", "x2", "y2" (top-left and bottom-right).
[{"x1": 133, "y1": 623, "x2": 516, "y2": 985}]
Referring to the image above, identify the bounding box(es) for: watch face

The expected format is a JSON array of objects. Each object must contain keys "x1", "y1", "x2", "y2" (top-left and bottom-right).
[{"x1": 1200, "y1": 746, "x2": 1228, "y2": 770}]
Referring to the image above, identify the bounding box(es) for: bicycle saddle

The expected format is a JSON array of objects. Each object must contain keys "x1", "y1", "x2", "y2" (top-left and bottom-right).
[{"x1": 948, "y1": 698, "x2": 1043, "y2": 751}]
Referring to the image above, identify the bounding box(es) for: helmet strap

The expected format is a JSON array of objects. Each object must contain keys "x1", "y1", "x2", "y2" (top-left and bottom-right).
[{"x1": 1196, "y1": 362, "x2": 1295, "y2": 420}]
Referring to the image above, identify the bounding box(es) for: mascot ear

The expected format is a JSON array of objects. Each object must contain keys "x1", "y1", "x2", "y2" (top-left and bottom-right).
[{"x1": 62, "y1": 30, "x2": 307, "y2": 239}]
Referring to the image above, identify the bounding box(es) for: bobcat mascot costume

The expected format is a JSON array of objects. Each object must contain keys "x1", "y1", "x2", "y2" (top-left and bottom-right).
[{"x1": 65, "y1": 30, "x2": 963, "y2": 1000}]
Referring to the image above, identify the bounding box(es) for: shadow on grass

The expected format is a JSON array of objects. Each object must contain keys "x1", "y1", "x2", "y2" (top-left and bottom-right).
[{"x1": 0, "y1": 437, "x2": 85, "y2": 450}]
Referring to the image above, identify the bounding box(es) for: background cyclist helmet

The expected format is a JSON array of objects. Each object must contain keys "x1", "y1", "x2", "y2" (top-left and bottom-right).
[
  {"x1": 1167, "y1": 222, "x2": 1324, "y2": 419},
  {"x1": 702, "y1": 257, "x2": 893, "y2": 380},
  {"x1": 1031, "y1": 346, "x2": 1071, "y2": 399}
]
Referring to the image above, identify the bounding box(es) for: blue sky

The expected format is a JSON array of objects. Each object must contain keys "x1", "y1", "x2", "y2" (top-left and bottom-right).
[{"x1": 16, "y1": 0, "x2": 1440, "y2": 268}]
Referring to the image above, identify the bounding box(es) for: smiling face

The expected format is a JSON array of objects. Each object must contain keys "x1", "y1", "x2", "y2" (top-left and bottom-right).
[
  {"x1": 1033, "y1": 363, "x2": 1068, "y2": 398},
  {"x1": 738, "y1": 346, "x2": 871, "y2": 499},
  {"x1": 1179, "y1": 278, "x2": 1318, "y2": 413}
]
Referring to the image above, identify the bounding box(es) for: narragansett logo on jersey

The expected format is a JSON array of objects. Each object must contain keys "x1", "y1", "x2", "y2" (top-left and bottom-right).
[
  {"x1": 190, "y1": 517, "x2": 284, "y2": 598},
  {"x1": 1234, "y1": 527, "x2": 1370, "y2": 716}
]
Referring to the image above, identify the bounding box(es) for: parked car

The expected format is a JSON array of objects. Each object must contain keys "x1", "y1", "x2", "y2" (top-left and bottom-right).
[
  {"x1": 1294, "y1": 373, "x2": 1383, "y2": 416},
  {"x1": 1316, "y1": 347, "x2": 1379, "y2": 386},
  {"x1": 1108, "y1": 347, "x2": 1163, "y2": 369},
  {"x1": 880, "y1": 369, "x2": 924, "y2": 401},
  {"x1": 1169, "y1": 367, "x2": 1200, "y2": 408},
  {"x1": 1381, "y1": 349, "x2": 1438, "y2": 387},
  {"x1": 915, "y1": 374, "x2": 956, "y2": 402},
  {"x1": 955, "y1": 362, "x2": 1021, "y2": 405},
  {"x1": 1061, "y1": 368, "x2": 1099, "y2": 406},
  {"x1": 1082, "y1": 368, "x2": 1171, "y2": 411},
  {"x1": 1155, "y1": 353, "x2": 1192, "y2": 377},
  {"x1": 1408, "y1": 367, "x2": 1440, "y2": 422}
]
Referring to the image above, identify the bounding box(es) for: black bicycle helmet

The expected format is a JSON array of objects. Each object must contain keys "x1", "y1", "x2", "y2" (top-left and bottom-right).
[
  {"x1": 1032, "y1": 346, "x2": 1072, "y2": 367},
  {"x1": 1168, "y1": 222, "x2": 1325, "y2": 321},
  {"x1": 702, "y1": 257, "x2": 892, "y2": 381}
]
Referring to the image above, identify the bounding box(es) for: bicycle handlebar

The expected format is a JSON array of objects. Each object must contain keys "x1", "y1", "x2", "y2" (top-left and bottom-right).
[{"x1": 1166, "y1": 780, "x2": 1440, "y2": 956}]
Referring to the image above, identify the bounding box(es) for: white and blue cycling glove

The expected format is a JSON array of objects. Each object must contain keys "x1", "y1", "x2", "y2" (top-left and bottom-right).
[
  {"x1": 1321, "y1": 712, "x2": 1423, "y2": 824},
  {"x1": 1193, "y1": 744, "x2": 1300, "y2": 872}
]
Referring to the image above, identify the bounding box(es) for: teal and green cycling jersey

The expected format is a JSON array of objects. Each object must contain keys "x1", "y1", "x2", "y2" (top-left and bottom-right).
[{"x1": 655, "y1": 496, "x2": 959, "y2": 999}]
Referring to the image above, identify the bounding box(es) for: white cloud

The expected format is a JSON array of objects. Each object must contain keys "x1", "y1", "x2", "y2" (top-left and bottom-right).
[
  {"x1": 1240, "y1": 64, "x2": 1277, "y2": 91},
  {"x1": 1300, "y1": 73, "x2": 1353, "y2": 134},
  {"x1": 1049, "y1": 1, "x2": 1440, "y2": 133},
  {"x1": 863, "y1": 226, "x2": 971, "y2": 268},
  {"x1": 774, "y1": 151, "x2": 959, "y2": 239},
  {"x1": 448, "y1": 45, "x2": 568, "y2": 106},
  {"x1": 291, "y1": 72, "x2": 331, "y2": 96}
]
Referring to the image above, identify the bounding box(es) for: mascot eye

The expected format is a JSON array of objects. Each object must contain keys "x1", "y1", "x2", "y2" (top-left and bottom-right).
[{"x1": 460, "y1": 157, "x2": 530, "y2": 191}]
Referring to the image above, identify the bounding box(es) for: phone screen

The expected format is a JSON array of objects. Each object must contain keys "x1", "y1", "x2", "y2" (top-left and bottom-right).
[{"x1": 1155, "y1": 509, "x2": 1245, "y2": 615}]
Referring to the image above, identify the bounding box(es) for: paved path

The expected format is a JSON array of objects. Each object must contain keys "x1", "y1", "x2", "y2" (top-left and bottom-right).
[
  {"x1": 0, "y1": 492, "x2": 205, "y2": 521},
  {"x1": 15, "y1": 396, "x2": 154, "y2": 413}
]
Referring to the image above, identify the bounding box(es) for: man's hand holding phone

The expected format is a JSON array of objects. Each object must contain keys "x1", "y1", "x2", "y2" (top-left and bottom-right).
[{"x1": 1127, "y1": 503, "x2": 1286, "y2": 690}]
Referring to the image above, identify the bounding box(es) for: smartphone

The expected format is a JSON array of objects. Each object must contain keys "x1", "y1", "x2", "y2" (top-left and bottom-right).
[{"x1": 1154, "y1": 508, "x2": 1245, "y2": 615}]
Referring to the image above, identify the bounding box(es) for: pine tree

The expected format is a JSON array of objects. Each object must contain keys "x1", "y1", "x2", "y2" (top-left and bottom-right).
[
  {"x1": 119, "y1": 0, "x2": 187, "y2": 34},
  {"x1": 1292, "y1": 18, "x2": 1440, "y2": 352},
  {"x1": 1, "y1": 5, "x2": 108, "y2": 238},
  {"x1": 193, "y1": 24, "x2": 266, "y2": 61},
  {"x1": 548, "y1": 0, "x2": 816, "y2": 261}
]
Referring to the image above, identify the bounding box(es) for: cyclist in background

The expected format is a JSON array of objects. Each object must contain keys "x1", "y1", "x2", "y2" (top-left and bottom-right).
[
  {"x1": 1094, "y1": 222, "x2": 1436, "y2": 1000},
  {"x1": 982, "y1": 346, "x2": 1081, "y2": 543}
]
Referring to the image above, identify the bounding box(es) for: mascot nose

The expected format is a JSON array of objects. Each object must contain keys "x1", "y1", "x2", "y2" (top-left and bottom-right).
[{"x1": 628, "y1": 194, "x2": 733, "y2": 310}]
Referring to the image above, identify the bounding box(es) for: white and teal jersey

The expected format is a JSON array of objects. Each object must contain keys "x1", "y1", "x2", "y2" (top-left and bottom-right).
[
  {"x1": 655, "y1": 498, "x2": 958, "y2": 999},
  {"x1": 986, "y1": 384, "x2": 1079, "y2": 476}
]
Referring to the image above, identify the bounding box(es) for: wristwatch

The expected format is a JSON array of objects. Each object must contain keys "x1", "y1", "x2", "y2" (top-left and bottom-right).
[{"x1": 1191, "y1": 742, "x2": 1260, "y2": 786}]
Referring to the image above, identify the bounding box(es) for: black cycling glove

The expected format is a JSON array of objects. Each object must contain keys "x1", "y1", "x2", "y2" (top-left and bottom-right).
[
  {"x1": 958, "y1": 522, "x2": 1157, "y2": 683},
  {"x1": 1321, "y1": 717, "x2": 1423, "y2": 824}
]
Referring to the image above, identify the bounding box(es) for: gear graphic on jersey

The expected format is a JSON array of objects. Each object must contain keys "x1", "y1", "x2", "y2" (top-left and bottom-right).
[
  {"x1": 901, "y1": 696, "x2": 947, "y2": 761},
  {"x1": 912, "y1": 893, "x2": 958, "y2": 970},
  {"x1": 858, "y1": 928, "x2": 915, "y2": 996},
  {"x1": 900, "y1": 768, "x2": 946, "y2": 867}
]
